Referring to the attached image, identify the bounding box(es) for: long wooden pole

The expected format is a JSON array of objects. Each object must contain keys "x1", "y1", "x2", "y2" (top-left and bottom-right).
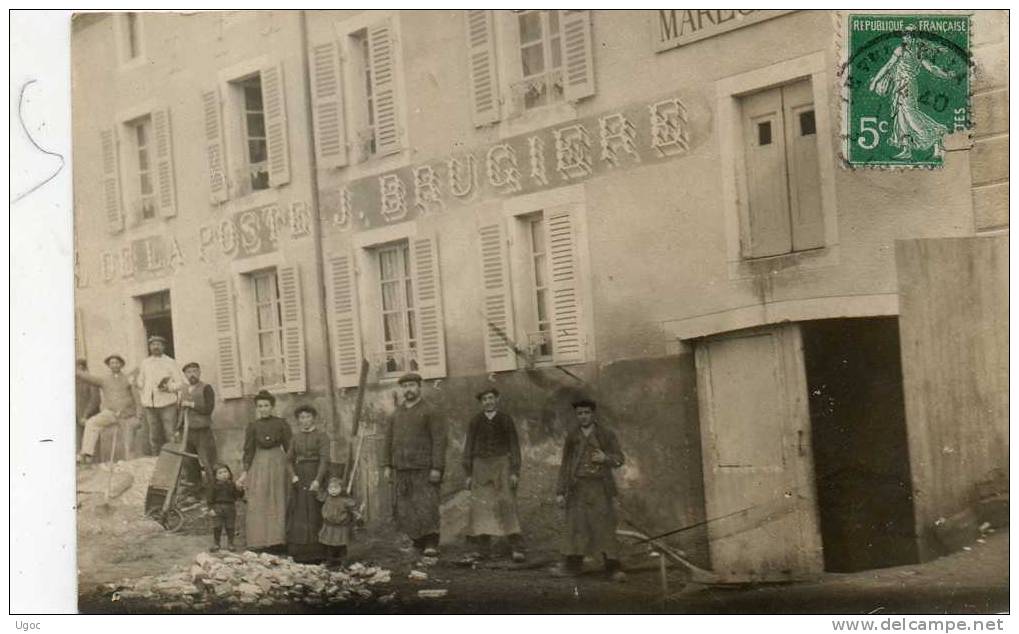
[{"x1": 344, "y1": 359, "x2": 371, "y2": 493}]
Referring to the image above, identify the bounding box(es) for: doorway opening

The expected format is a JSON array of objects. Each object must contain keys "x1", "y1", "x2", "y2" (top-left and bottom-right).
[
  {"x1": 801, "y1": 317, "x2": 918, "y2": 572},
  {"x1": 140, "y1": 290, "x2": 175, "y2": 358}
]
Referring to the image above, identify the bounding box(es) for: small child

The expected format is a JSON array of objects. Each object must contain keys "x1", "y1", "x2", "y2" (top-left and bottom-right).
[
  {"x1": 319, "y1": 476, "x2": 356, "y2": 567},
  {"x1": 207, "y1": 463, "x2": 244, "y2": 552}
]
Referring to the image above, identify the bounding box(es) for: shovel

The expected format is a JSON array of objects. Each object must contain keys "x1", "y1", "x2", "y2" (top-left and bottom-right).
[{"x1": 95, "y1": 424, "x2": 120, "y2": 514}]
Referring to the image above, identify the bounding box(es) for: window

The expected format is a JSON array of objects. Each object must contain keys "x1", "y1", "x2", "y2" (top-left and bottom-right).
[
  {"x1": 740, "y1": 78, "x2": 823, "y2": 258},
  {"x1": 515, "y1": 10, "x2": 563, "y2": 110},
  {"x1": 239, "y1": 75, "x2": 270, "y2": 192},
  {"x1": 128, "y1": 116, "x2": 156, "y2": 221},
  {"x1": 375, "y1": 241, "x2": 418, "y2": 375},
  {"x1": 252, "y1": 270, "x2": 286, "y2": 387},
  {"x1": 525, "y1": 213, "x2": 552, "y2": 359},
  {"x1": 347, "y1": 29, "x2": 379, "y2": 160}
]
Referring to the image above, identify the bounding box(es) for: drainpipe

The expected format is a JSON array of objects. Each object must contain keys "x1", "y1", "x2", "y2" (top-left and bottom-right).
[{"x1": 298, "y1": 10, "x2": 341, "y2": 449}]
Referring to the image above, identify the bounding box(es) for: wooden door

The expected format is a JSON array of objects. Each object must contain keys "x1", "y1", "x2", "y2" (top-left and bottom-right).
[{"x1": 695, "y1": 324, "x2": 823, "y2": 582}]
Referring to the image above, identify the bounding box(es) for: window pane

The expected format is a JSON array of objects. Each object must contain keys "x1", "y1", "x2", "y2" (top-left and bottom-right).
[
  {"x1": 407, "y1": 310, "x2": 416, "y2": 341},
  {"x1": 254, "y1": 275, "x2": 270, "y2": 301},
  {"x1": 257, "y1": 304, "x2": 275, "y2": 329},
  {"x1": 550, "y1": 36, "x2": 562, "y2": 69},
  {"x1": 548, "y1": 10, "x2": 560, "y2": 34},
  {"x1": 383, "y1": 312, "x2": 404, "y2": 345},
  {"x1": 244, "y1": 82, "x2": 263, "y2": 111},
  {"x1": 381, "y1": 280, "x2": 401, "y2": 311},
  {"x1": 799, "y1": 110, "x2": 816, "y2": 136},
  {"x1": 518, "y1": 11, "x2": 542, "y2": 43},
  {"x1": 246, "y1": 113, "x2": 266, "y2": 138},
  {"x1": 141, "y1": 199, "x2": 155, "y2": 219},
  {"x1": 401, "y1": 244, "x2": 411, "y2": 277},
  {"x1": 259, "y1": 332, "x2": 277, "y2": 357},
  {"x1": 136, "y1": 123, "x2": 147, "y2": 147},
  {"x1": 520, "y1": 44, "x2": 544, "y2": 77},
  {"x1": 405, "y1": 279, "x2": 414, "y2": 309},
  {"x1": 140, "y1": 173, "x2": 153, "y2": 195},
  {"x1": 138, "y1": 148, "x2": 149, "y2": 171},
  {"x1": 536, "y1": 288, "x2": 549, "y2": 323},
  {"x1": 758, "y1": 121, "x2": 772, "y2": 146},
  {"x1": 248, "y1": 139, "x2": 267, "y2": 164},
  {"x1": 529, "y1": 218, "x2": 545, "y2": 253},
  {"x1": 533, "y1": 254, "x2": 547, "y2": 287},
  {"x1": 379, "y1": 249, "x2": 400, "y2": 280}
]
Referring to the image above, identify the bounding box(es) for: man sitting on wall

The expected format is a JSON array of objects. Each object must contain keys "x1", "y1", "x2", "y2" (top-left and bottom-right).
[
  {"x1": 135, "y1": 335, "x2": 184, "y2": 454},
  {"x1": 76, "y1": 354, "x2": 140, "y2": 465}
]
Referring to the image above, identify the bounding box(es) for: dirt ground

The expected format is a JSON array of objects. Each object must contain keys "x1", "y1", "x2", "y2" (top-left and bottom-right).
[{"x1": 77, "y1": 458, "x2": 1009, "y2": 614}]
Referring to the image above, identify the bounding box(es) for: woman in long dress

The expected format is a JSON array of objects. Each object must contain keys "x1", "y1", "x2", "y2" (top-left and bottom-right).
[
  {"x1": 286, "y1": 404, "x2": 330, "y2": 562},
  {"x1": 868, "y1": 30, "x2": 956, "y2": 160},
  {"x1": 240, "y1": 390, "x2": 292, "y2": 552}
]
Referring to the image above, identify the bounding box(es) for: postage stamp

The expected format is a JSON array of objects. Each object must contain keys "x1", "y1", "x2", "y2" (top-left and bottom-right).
[{"x1": 842, "y1": 14, "x2": 971, "y2": 168}]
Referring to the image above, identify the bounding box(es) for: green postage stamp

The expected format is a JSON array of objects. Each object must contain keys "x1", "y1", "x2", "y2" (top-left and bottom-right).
[{"x1": 843, "y1": 14, "x2": 971, "y2": 167}]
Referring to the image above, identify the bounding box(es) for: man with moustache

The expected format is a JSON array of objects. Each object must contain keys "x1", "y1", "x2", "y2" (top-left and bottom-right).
[
  {"x1": 135, "y1": 335, "x2": 184, "y2": 454},
  {"x1": 383, "y1": 372, "x2": 448, "y2": 557},
  {"x1": 178, "y1": 361, "x2": 218, "y2": 486}
]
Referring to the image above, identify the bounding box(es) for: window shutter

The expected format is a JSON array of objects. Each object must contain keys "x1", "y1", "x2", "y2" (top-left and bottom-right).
[
  {"x1": 311, "y1": 40, "x2": 349, "y2": 169},
  {"x1": 478, "y1": 222, "x2": 517, "y2": 372},
  {"x1": 559, "y1": 10, "x2": 595, "y2": 102},
  {"x1": 277, "y1": 264, "x2": 307, "y2": 393},
  {"x1": 211, "y1": 277, "x2": 242, "y2": 399},
  {"x1": 410, "y1": 233, "x2": 447, "y2": 379},
  {"x1": 201, "y1": 88, "x2": 229, "y2": 204},
  {"x1": 781, "y1": 79, "x2": 824, "y2": 251},
  {"x1": 466, "y1": 10, "x2": 500, "y2": 127},
  {"x1": 544, "y1": 207, "x2": 586, "y2": 365},
  {"x1": 326, "y1": 251, "x2": 363, "y2": 388},
  {"x1": 368, "y1": 19, "x2": 402, "y2": 157},
  {"x1": 741, "y1": 87, "x2": 792, "y2": 258},
  {"x1": 100, "y1": 127, "x2": 124, "y2": 234},
  {"x1": 261, "y1": 63, "x2": 292, "y2": 187},
  {"x1": 75, "y1": 307, "x2": 87, "y2": 359},
  {"x1": 152, "y1": 108, "x2": 177, "y2": 218}
]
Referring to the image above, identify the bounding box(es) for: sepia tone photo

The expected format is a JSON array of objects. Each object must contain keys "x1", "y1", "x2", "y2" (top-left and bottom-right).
[{"x1": 69, "y1": 9, "x2": 1008, "y2": 615}]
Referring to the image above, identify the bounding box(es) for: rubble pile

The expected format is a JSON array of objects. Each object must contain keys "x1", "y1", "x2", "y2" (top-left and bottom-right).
[{"x1": 108, "y1": 550, "x2": 392, "y2": 609}]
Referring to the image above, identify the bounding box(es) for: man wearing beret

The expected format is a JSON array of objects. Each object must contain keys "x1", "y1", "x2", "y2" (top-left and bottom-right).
[
  {"x1": 462, "y1": 387, "x2": 526, "y2": 562},
  {"x1": 179, "y1": 361, "x2": 218, "y2": 486},
  {"x1": 76, "y1": 354, "x2": 140, "y2": 464},
  {"x1": 135, "y1": 335, "x2": 184, "y2": 454},
  {"x1": 383, "y1": 372, "x2": 448, "y2": 557},
  {"x1": 553, "y1": 397, "x2": 627, "y2": 582}
]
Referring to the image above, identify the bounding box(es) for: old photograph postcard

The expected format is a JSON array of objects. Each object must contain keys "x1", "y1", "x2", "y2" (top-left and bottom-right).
[{"x1": 10, "y1": 8, "x2": 1010, "y2": 619}]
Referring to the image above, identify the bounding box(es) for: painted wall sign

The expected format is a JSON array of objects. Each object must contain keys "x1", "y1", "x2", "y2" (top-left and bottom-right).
[
  {"x1": 199, "y1": 201, "x2": 312, "y2": 262},
  {"x1": 653, "y1": 10, "x2": 794, "y2": 52},
  {"x1": 325, "y1": 94, "x2": 692, "y2": 232},
  {"x1": 101, "y1": 235, "x2": 185, "y2": 283}
]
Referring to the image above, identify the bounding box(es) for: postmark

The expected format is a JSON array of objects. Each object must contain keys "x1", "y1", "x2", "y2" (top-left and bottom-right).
[{"x1": 841, "y1": 14, "x2": 971, "y2": 168}]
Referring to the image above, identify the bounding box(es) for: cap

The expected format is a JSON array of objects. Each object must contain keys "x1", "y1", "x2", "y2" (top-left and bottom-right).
[
  {"x1": 476, "y1": 387, "x2": 500, "y2": 401},
  {"x1": 182, "y1": 361, "x2": 201, "y2": 372},
  {"x1": 104, "y1": 354, "x2": 125, "y2": 367},
  {"x1": 397, "y1": 372, "x2": 423, "y2": 385}
]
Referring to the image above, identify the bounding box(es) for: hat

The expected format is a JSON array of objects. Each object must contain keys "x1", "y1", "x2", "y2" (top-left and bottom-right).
[
  {"x1": 76, "y1": 357, "x2": 88, "y2": 368},
  {"x1": 476, "y1": 386, "x2": 500, "y2": 401},
  {"x1": 571, "y1": 397, "x2": 597, "y2": 411},
  {"x1": 294, "y1": 404, "x2": 318, "y2": 418},
  {"x1": 397, "y1": 372, "x2": 422, "y2": 385},
  {"x1": 254, "y1": 389, "x2": 276, "y2": 405},
  {"x1": 147, "y1": 335, "x2": 167, "y2": 344},
  {"x1": 182, "y1": 361, "x2": 201, "y2": 372},
  {"x1": 104, "y1": 354, "x2": 125, "y2": 367}
]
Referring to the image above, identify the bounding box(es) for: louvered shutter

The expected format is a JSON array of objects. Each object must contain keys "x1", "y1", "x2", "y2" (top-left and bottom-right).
[
  {"x1": 261, "y1": 63, "x2": 292, "y2": 187},
  {"x1": 211, "y1": 277, "x2": 242, "y2": 399},
  {"x1": 479, "y1": 222, "x2": 517, "y2": 372},
  {"x1": 368, "y1": 19, "x2": 402, "y2": 157},
  {"x1": 559, "y1": 10, "x2": 596, "y2": 102},
  {"x1": 410, "y1": 234, "x2": 447, "y2": 379},
  {"x1": 311, "y1": 41, "x2": 349, "y2": 169},
  {"x1": 100, "y1": 127, "x2": 124, "y2": 234},
  {"x1": 544, "y1": 207, "x2": 586, "y2": 365},
  {"x1": 202, "y1": 88, "x2": 229, "y2": 204},
  {"x1": 466, "y1": 10, "x2": 500, "y2": 127},
  {"x1": 277, "y1": 264, "x2": 307, "y2": 393},
  {"x1": 326, "y1": 251, "x2": 363, "y2": 388},
  {"x1": 152, "y1": 108, "x2": 177, "y2": 218}
]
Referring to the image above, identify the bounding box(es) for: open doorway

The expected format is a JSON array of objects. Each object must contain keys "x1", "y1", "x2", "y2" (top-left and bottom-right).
[
  {"x1": 140, "y1": 290, "x2": 175, "y2": 358},
  {"x1": 801, "y1": 317, "x2": 918, "y2": 572}
]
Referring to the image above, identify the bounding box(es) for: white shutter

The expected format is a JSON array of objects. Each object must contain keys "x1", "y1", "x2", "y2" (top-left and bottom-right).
[
  {"x1": 782, "y1": 79, "x2": 824, "y2": 251},
  {"x1": 311, "y1": 40, "x2": 349, "y2": 169},
  {"x1": 100, "y1": 127, "x2": 124, "y2": 234},
  {"x1": 560, "y1": 10, "x2": 595, "y2": 102},
  {"x1": 479, "y1": 222, "x2": 517, "y2": 372},
  {"x1": 410, "y1": 233, "x2": 447, "y2": 379},
  {"x1": 152, "y1": 108, "x2": 177, "y2": 218},
  {"x1": 211, "y1": 277, "x2": 242, "y2": 399},
  {"x1": 368, "y1": 19, "x2": 402, "y2": 157},
  {"x1": 466, "y1": 10, "x2": 500, "y2": 127},
  {"x1": 261, "y1": 63, "x2": 292, "y2": 187},
  {"x1": 202, "y1": 88, "x2": 229, "y2": 204},
  {"x1": 742, "y1": 86, "x2": 792, "y2": 258},
  {"x1": 326, "y1": 251, "x2": 363, "y2": 388},
  {"x1": 278, "y1": 264, "x2": 307, "y2": 393},
  {"x1": 544, "y1": 207, "x2": 586, "y2": 365}
]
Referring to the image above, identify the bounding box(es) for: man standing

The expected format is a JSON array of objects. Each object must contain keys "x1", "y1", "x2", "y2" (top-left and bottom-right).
[
  {"x1": 135, "y1": 335, "x2": 183, "y2": 454},
  {"x1": 75, "y1": 358, "x2": 100, "y2": 452},
  {"x1": 553, "y1": 397, "x2": 627, "y2": 582},
  {"x1": 76, "y1": 354, "x2": 140, "y2": 464},
  {"x1": 179, "y1": 361, "x2": 218, "y2": 486},
  {"x1": 383, "y1": 372, "x2": 447, "y2": 557},
  {"x1": 462, "y1": 387, "x2": 526, "y2": 562}
]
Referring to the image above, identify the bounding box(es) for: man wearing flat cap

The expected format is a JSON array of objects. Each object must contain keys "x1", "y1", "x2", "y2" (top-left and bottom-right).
[
  {"x1": 383, "y1": 372, "x2": 448, "y2": 556},
  {"x1": 553, "y1": 397, "x2": 627, "y2": 582},
  {"x1": 76, "y1": 353, "x2": 140, "y2": 464},
  {"x1": 179, "y1": 361, "x2": 218, "y2": 485},
  {"x1": 462, "y1": 387, "x2": 526, "y2": 562},
  {"x1": 135, "y1": 335, "x2": 184, "y2": 454}
]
